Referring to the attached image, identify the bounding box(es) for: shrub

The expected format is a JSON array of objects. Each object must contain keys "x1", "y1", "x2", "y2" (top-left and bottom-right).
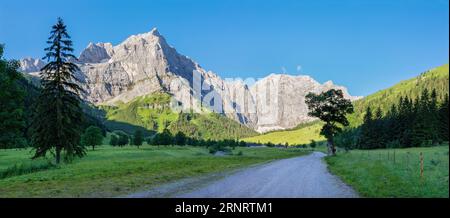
[
  {"x1": 110, "y1": 134, "x2": 118, "y2": 146},
  {"x1": 208, "y1": 144, "x2": 231, "y2": 154},
  {"x1": 115, "y1": 131, "x2": 129, "y2": 147},
  {"x1": 309, "y1": 140, "x2": 317, "y2": 149},
  {"x1": 174, "y1": 131, "x2": 186, "y2": 146}
]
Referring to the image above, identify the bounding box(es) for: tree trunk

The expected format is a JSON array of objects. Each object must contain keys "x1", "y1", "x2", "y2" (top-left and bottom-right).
[
  {"x1": 92, "y1": 145, "x2": 95, "y2": 151},
  {"x1": 327, "y1": 137, "x2": 336, "y2": 156},
  {"x1": 56, "y1": 147, "x2": 61, "y2": 164}
]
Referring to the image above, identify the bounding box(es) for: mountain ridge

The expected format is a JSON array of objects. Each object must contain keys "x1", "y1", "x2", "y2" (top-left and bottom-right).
[{"x1": 19, "y1": 27, "x2": 359, "y2": 133}]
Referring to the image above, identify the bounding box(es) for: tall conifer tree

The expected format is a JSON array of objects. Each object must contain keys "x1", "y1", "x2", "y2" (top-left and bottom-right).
[
  {"x1": 359, "y1": 106, "x2": 374, "y2": 149},
  {"x1": 439, "y1": 94, "x2": 449, "y2": 142},
  {"x1": 31, "y1": 18, "x2": 85, "y2": 163}
]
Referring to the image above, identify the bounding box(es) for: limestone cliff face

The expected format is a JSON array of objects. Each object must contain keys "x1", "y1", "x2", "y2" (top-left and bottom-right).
[
  {"x1": 250, "y1": 74, "x2": 359, "y2": 133},
  {"x1": 20, "y1": 28, "x2": 360, "y2": 133}
]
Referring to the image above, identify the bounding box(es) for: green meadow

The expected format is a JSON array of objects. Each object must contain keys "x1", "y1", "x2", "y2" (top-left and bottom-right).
[
  {"x1": 243, "y1": 122, "x2": 325, "y2": 145},
  {"x1": 0, "y1": 145, "x2": 308, "y2": 198},
  {"x1": 326, "y1": 145, "x2": 449, "y2": 197}
]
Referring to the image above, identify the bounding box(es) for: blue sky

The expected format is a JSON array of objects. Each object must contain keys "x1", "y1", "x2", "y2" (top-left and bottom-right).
[{"x1": 0, "y1": 0, "x2": 448, "y2": 96}]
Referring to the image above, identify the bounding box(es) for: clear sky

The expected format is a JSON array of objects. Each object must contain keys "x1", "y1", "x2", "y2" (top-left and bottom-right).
[{"x1": 0, "y1": 0, "x2": 448, "y2": 96}]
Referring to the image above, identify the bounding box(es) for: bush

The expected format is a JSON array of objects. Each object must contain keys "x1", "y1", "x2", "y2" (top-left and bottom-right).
[
  {"x1": 174, "y1": 131, "x2": 187, "y2": 146},
  {"x1": 208, "y1": 144, "x2": 231, "y2": 154},
  {"x1": 115, "y1": 131, "x2": 129, "y2": 147},
  {"x1": 309, "y1": 140, "x2": 317, "y2": 149},
  {"x1": 110, "y1": 134, "x2": 118, "y2": 146},
  {"x1": 153, "y1": 129, "x2": 173, "y2": 146}
]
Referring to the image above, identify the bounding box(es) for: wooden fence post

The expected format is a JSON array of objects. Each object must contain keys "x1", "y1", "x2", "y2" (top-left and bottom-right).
[
  {"x1": 393, "y1": 150, "x2": 396, "y2": 164},
  {"x1": 420, "y1": 152, "x2": 424, "y2": 181},
  {"x1": 406, "y1": 153, "x2": 409, "y2": 169}
]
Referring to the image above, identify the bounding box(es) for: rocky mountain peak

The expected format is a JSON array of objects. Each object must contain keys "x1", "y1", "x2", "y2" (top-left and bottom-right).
[
  {"x1": 149, "y1": 27, "x2": 161, "y2": 36},
  {"x1": 19, "y1": 57, "x2": 46, "y2": 73},
  {"x1": 78, "y1": 42, "x2": 113, "y2": 63},
  {"x1": 19, "y1": 28, "x2": 360, "y2": 133}
]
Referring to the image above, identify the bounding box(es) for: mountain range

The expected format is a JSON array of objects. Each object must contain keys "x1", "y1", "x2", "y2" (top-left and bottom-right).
[
  {"x1": 244, "y1": 63, "x2": 449, "y2": 145},
  {"x1": 20, "y1": 28, "x2": 360, "y2": 134}
]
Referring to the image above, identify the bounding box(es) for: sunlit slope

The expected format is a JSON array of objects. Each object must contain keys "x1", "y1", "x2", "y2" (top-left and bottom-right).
[
  {"x1": 243, "y1": 122, "x2": 325, "y2": 145},
  {"x1": 100, "y1": 92, "x2": 258, "y2": 140},
  {"x1": 348, "y1": 64, "x2": 449, "y2": 126}
]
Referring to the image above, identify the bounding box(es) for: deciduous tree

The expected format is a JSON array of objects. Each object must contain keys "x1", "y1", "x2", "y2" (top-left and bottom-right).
[
  {"x1": 305, "y1": 89, "x2": 354, "y2": 155},
  {"x1": 81, "y1": 126, "x2": 103, "y2": 150}
]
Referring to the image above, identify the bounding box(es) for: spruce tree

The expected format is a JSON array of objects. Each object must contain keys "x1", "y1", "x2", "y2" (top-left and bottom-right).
[
  {"x1": 132, "y1": 130, "x2": 144, "y2": 148},
  {"x1": 401, "y1": 96, "x2": 414, "y2": 147},
  {"x1": 386, "y1": 103, "x2": 400, "y2": 146},
  {"x1": 359, "y1": 106, "x2": 374, "y2": 149},
  {"x1": 373, "y1": 107, "x2": 385, "y2": 148},
  {"x1": 31, "y1": 18, "x2": 85, "y2": 163},
  {"x1": 429, "y1": 89, "x2": 440, "y2": 143},
  {"x1": 412, "y1": 89, "x2": 432, "y2": 147},
  {"x1": 439, "y1": 94, "x2": 449, "y2": 142}
]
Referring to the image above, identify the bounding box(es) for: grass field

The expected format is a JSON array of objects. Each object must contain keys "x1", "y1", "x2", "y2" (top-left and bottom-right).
[
  {"x1": 0, "y1": 145, "x2": 308, "y2": 197},
  {"x1": 326, "y1": 145, "x2": 449, "y2": 198},
  {"x1": 243, "y1": 122, "x2": 325, "y2": 145}
]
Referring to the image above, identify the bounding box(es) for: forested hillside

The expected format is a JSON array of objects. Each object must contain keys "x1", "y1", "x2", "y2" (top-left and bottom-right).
[
  {"x1": 335, "y1": 64, "x2": 449, "y2": 149},
  {"x1": 244, "y1": 64, "x2": 449, "y2": 148},
  {"x1": 101, "y1": 92, "x2": 258, "y2": 140},
  {"x1": 348, "y1": 64, "x2": 449, "y2": 126}
]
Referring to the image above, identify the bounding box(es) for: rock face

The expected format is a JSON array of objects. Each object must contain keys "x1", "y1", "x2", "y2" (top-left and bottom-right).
[
  {"x1": 250, "y1": 74, "x2": 359, "y2": 133},
  {"x1": 78, "y1": 42, "x2": 114, "y2": 63},
  {"x1": 20, "y1": 28, "x2": 360, "y2": 133},
  {"x1": 20, "y1": 57, "x2": 46, "y2": 73}
]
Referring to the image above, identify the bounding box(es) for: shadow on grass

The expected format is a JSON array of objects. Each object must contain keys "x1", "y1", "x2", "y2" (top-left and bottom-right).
[{"x1": 0, "y1": 161, "x2": 57, "y2": 179}]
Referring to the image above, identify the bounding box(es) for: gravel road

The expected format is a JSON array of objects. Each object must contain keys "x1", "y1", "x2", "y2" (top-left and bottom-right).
[{"x1": 127, "y1": 152, "x2": 359, "y2": 198}]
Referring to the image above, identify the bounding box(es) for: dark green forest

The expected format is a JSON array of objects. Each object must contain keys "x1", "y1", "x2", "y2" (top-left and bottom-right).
[{"x1": 336, "y1": 88, "x2": 449, "y2": 149}]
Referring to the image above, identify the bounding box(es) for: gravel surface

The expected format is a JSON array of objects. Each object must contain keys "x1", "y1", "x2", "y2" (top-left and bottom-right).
[{"x1": 126, "y1": 152, "x2": 359, "y2": 198}]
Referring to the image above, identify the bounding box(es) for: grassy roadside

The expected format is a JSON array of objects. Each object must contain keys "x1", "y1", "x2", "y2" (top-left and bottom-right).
[
  {"x1": 325, "y1": 145, "x2": 449, "y2": 198},
  {"x1": 0, "y1": 146, "x2": 308, "y2": 197}
]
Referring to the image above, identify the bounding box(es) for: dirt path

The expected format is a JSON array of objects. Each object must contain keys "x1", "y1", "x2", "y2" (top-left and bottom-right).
[{"x1": 126, "y1": 152, "x2": 359, "y2": 198}]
